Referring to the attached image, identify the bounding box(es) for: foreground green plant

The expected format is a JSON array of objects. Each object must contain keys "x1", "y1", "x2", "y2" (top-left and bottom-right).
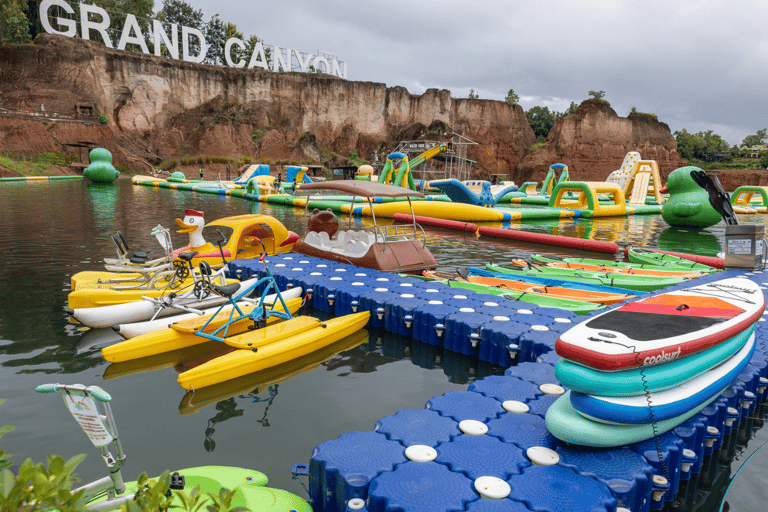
[{"x1": 0, "y1": 454, "x2": 87, "y2": 511}]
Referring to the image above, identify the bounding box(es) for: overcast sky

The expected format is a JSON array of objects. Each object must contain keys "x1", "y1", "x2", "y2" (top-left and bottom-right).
[{"x1": 189, "y1": 0, "x2": 766, "y2": 146}]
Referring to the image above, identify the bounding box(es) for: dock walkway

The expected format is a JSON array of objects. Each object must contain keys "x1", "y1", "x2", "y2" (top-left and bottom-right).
[{"x1": 228, "y1": 255, "x2": 768, "y2": 512}]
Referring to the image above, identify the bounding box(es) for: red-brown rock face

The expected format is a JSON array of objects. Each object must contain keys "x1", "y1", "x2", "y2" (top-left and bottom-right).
[
  {"x1": 517, "y1": 100, "x2": 686, "y2": 184},
  {"x1": 1, "y1": 36, "x2": 687, "y2": 181}
]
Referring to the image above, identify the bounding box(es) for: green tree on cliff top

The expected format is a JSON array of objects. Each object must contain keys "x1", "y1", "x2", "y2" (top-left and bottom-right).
[
  {"x1": 0, "y1": 0, "x2": 32, "y2": 45},
  {"x1": 588, "y1": 90, "x2": 606, "y2": 101},
  {"x1": 505, "y1": 89, "x2": 519, "y2": 105}
]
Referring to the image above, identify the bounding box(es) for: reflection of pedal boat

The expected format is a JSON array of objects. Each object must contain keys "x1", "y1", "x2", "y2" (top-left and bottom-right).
[
  {"x1": 112, "y1": 287, "x2": 303, "y2": 339},
  {"x1": 102, "y1": 340, "x2": 232, "y2": 381},
  {"x1": 179, "y1": 328, "x2": 370, "y2": 415},
  {"x1": 177, "y1": 311, "x2": 371, "y2": 390},
  {"x1": 292, "y1": 180, "x2": 437, "y2": 273},
  {"x1": 101, "y1": 297, "x2": 304, "y2": 362},
  {"x1": 422, "y1": 270, "x2": 634, "y2": 305}
]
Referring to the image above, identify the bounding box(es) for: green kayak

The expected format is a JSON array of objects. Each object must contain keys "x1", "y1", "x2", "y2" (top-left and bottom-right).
[
  {"x1": 626, "y1": 247, "x2": 719, "y2": 272},
  {"x1": 447, "y1": 280, "x2": 604, "y2": 315},
  {"x1": 485, "y1": 262, "x2": 688, "y2": 292},
  {"x1": 529, "y1": 253, "x2": 716, "y2": 274}
]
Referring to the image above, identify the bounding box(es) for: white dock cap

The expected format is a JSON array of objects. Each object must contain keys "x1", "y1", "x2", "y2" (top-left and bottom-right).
[
  {"x1": 404, "y1": 445, "x2": 437, "y2": 462},
  {"x1": 502, "y1": 400, "x2": 529, "y2": 413},
  {"x1": 474, "y1": 476, "x2": 511, "y2": 499},
  {"x1": 527, "y1": 446, "x2": 559, "y2": 466},
  {"x1": 459, "y1": 419, "x2": 488, "y2": 435}
]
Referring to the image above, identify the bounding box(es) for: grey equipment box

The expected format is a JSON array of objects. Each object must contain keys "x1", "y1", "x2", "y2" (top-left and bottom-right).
[{"x1": 724, "y1": 224, "x2": 765, "y2": 269}]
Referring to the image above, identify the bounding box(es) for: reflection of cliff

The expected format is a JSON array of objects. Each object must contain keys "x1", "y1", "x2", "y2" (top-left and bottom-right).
[{"x1": 517, "y1": 100, "x2": 686, "y2": 184}]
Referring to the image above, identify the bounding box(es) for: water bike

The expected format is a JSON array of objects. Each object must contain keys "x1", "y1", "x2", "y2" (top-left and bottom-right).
[
  {"x1": 68, "y1": 245, "x2": 237, "y2": 310},
  {"x1": 70, "y1": 245, "x2": 290, "y2": 329},
  {"x1": 34, "y1": 383, "x2": 311, "y2": 511},
  {"x1": 102, "y1": 238, "x2": 370, "y2": 390}
]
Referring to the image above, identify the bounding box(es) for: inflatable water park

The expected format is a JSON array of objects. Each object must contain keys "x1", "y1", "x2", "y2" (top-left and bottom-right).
[{"x1": 11, "y1": 143, "x2": 768, "y2": 512}]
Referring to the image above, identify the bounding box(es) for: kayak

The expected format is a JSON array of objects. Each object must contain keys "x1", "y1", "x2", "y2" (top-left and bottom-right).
[
  {"x1": 177, "y1": 311, "x2": 371, "y2": 389},
  {"x1": 422, "y1": 270, "x2": 633, "y2": 305},
  {"x1": 531, "y1": 252, "x2": 718, "y2": 273},
  {"x1": 467, "y1": 267, "x2": 646, "y2": 296},
  {"x1": 445, "y1": 280, "x2": 604, "y2": 314},
  {"x1": 101, "y1": 297, "x2": 303, "y2": 362},
  {"x1": 113, "y1": 287, "x2": 303, "y2": 339},
  {"x1": 626, "y1": 247, "x2": 720, "y2": 271},
  {"x1": 522, "y1": 257, "x2": 709, "y2": 278},
  {"x1": 485, "y1": 263, "x2": 688, "y2": 292}
]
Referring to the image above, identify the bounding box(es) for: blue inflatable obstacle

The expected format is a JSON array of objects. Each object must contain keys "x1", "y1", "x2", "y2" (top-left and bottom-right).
[{"x1": 428, "y1": 179, "x2": 518, "y2": 207}]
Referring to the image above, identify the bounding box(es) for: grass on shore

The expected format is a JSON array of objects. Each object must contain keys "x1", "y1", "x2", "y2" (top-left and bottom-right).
[{"x1": 0, "y1": 151, "x2": 76, "y2": 177}]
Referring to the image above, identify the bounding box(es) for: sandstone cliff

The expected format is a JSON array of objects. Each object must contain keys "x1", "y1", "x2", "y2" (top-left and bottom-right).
[
  {"x1": 516, "y1": 100, "x2": 686, "y2": 184},
  {"x1": 0, "y1": 35, "x2": 535, "y2": 175}
]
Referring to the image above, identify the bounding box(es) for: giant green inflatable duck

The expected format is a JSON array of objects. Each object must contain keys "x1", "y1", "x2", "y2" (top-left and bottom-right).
[
  {"x1": 660, "y1": 166, "x2": 722, "y2": 229},
  {"x1": 83, "y1": 148, "x2": 119, "y2": 183}
]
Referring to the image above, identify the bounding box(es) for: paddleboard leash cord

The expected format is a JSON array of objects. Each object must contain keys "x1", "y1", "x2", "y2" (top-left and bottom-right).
[{"x1": 586, "y1": 336, "x2": 672, "y2": 490}]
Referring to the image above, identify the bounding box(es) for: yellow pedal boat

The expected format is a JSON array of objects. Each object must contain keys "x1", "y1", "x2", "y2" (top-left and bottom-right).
[
  {"x1": 68, "y1": 271, "x2": 239, "y2": 309},
  {"x1": 177, "y1": 311, "x2": 371, "y2": 390},
  {"x1": 101, "y1": 297, "x2": 303, "y2": 362}
]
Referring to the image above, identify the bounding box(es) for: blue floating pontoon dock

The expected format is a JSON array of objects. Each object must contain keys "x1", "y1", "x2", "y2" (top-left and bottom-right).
[{"x1": 228, "y1": 255, "x2": 768, "y2": 512}]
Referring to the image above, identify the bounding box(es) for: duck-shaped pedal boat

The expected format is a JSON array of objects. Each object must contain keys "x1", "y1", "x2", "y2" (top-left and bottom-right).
[{"x1": 173, "y1": 210, "x2": 299, "y2": 265}]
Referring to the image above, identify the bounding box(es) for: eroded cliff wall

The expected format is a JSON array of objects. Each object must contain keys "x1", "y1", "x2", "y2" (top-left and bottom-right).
[
  {"x1": 0, "y1": 35, "x2": 535, "y2": 174},
  {"x1": 517, "y1": 100, "x2": 686, "y2": 183}
]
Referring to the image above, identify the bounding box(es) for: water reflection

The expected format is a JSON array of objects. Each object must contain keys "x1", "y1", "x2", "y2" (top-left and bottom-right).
[
  {"x1": 657, "y1": 227, "x2": 723, "y2": 256},
  {"x1": 85, "y1": 183, "x2": 119, "y2": 231}
]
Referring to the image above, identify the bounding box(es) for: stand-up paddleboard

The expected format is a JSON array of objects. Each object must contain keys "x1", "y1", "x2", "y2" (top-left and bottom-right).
[
  {"x1": 555, "y1": 277, "x2": 764, "y2": 371},
  {"x1": 554, "y1": 326, "x2": 753, "y2": 396},
  {"x1": 545, "y1": 390, "x2": 720, "y2": 448},
  {"x1": 570, "y1": 332, "x2": 755, "y2": 424}
]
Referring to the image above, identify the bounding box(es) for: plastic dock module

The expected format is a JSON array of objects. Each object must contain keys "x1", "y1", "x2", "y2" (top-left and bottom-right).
[{"x1": 224, "y1": 256, "x2": 768, "y2": 512}]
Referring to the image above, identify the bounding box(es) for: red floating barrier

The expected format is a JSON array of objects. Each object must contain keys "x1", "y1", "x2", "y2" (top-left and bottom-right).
[
  {"x1": 478, "y1": 226, "x2": 619, "y2": 254},
  {"x1": 392, "y1": 213, "x2": 478, "y2": 233},
  {"x1": 623, "y1": 246, "x2": 725, "y2": 269}
]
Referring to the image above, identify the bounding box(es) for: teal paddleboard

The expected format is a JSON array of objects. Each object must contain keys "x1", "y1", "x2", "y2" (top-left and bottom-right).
[
  {"x1": 545, "y1": 390, "x2": 720, "y2": 447},
  {"x1": 554, "y1": 326, "x2": 754, "y2": 396}
]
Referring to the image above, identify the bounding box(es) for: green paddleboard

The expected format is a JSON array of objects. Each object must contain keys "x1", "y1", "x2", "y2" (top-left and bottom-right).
[{"x1": 545, "y1": 390, "x2": 720, "y2": 447}]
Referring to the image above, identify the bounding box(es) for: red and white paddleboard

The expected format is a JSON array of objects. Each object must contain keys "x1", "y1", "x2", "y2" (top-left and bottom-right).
[{"x1": 555, "y1": 277, "x2": 765, "y2": 371}]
